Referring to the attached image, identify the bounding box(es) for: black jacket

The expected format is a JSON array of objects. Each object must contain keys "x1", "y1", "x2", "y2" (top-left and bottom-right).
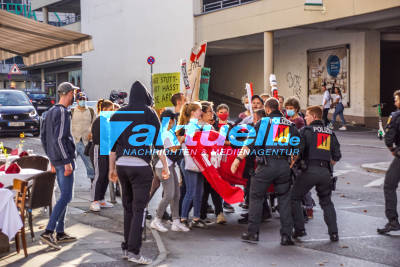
[
  {"x1": 299, "y1": 120, "x2": 341, "y2": 162},
  {"x1": 249, "y1": 110, "x2": 300, "y2": 157},
  {"x1": 41, "y1": 104, "x2": 76, "y2": 166},
  {"x1": 111, "y1": 81, "x2": 163, "y2": 164},
  {"x1": 385, "y1": 110, "x2": 400, "y2": 150}
]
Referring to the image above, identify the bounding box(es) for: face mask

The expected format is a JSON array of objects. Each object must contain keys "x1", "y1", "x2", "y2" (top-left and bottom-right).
[
  {"x1": 78, "y1": 100, "x2": 86, "y2": 107},
  {"x1": 245, "y1": 103, "x2": 251, "y2": 110},
  {"x1": 287, "y1": 110, "x2": 295, "y2": 117},
  {"x1": 218, "y1": 113, "x2": 229, "y2": 121}
]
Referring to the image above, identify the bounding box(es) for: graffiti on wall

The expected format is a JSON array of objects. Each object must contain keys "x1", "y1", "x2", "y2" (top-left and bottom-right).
[{"x1": 287, "y1": 72, "x2": 302, "y2": 100}]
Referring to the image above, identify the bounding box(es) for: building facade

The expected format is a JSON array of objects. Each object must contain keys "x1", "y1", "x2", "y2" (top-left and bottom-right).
[
  {"x1": 31, "y1": 0, "x2": 400, "y2": 125},
  {"x1": 198, "y1": 0, "x2": 400, "y2": 126}
]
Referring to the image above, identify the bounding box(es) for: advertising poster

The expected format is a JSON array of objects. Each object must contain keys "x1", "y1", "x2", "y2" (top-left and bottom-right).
[{"x1": 307, "y1": 45, "x2": 350, "y2": 107}]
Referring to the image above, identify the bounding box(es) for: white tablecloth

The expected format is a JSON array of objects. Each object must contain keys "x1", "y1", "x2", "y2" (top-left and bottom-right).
[
  {"x1": 0, "y1": 188, "x2": 22, "y2": 240},
  {"x1": 0, "y1": 155, "x2": 19, "y2": 163},
  {"x1": 0, "y1": 168, "x2": 44, "y2": 188}
]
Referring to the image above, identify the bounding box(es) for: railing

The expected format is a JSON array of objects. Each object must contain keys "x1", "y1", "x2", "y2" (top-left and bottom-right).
[
  {"x1": 203, "y1": 0, "x2": 257, "y2": 13},
  {"x1": 48, "y1": 14, "x2": 80, "y2": 27}
]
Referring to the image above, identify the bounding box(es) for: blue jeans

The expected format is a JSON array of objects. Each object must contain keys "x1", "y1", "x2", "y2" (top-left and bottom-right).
[
  {"x1": 46, "y1": 162, "x2": 75, "y2": 233},
  {"x1": 180, "y1": 160, "x2": 203, "y2": 219},
  {"x1": 332, "y1": 103, "x2": 346, "y2": 126},
  {"x1": 76, "y1": 141, "x2": 94, "y2": 179}
]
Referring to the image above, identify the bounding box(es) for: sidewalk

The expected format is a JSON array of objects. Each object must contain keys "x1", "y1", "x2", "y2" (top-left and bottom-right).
[{"x1": 0, "y1": 191, "x2": 160, "y2": 267}]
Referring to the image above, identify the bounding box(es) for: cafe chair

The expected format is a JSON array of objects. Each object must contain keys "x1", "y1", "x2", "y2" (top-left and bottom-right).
[
  {"x1": 12, "y1": 155, "x2": 49, "y2": 171},
  {"x1": 13, "y1": 179, "x2": 28, "y2": 257},
  {"x1": 25, "y1": 171, "x2": 56, "y2": 241}
]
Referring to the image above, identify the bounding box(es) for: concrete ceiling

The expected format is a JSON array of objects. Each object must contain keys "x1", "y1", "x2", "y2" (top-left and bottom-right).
[{"x1": 39, "y1": 0, "x2": 80, "y2": 14}]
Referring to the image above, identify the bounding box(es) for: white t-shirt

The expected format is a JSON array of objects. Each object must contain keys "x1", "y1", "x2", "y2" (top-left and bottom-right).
[
  {"x1": 322, "y1": 91, "x2": 331, "y2": 109},
  {"x1": 335, "y1": 94, "x2": 342, "y2": 104},
  {"x1": 155, "y1": 135, "x2": 174, "y2": 168}
]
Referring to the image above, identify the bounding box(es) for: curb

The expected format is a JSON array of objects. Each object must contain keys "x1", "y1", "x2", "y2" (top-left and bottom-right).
[{"x1": 149, "y1": 223, "x2": 168, "y2": 266}]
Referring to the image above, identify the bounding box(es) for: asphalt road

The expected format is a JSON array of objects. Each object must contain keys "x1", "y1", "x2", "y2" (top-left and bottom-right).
[{"x1": 2, "y1": 129, "x2": 400, "y2": 267}]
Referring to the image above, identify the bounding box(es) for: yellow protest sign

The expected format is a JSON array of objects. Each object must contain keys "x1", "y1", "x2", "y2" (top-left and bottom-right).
[{"x1": 152, "y1": 72, "x2": 180, "y2": 109}]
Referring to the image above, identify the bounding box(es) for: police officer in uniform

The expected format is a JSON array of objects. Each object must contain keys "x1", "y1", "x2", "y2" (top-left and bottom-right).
[
  {"x1": 378, "y1": 90, "x2": 400, "y2": 234},
  {"x1": 231, "y1": 98, "x2": 300, "y2": 246},
  {"x1": 291, "y1": 105, "x2": 341, "y2": 242}
]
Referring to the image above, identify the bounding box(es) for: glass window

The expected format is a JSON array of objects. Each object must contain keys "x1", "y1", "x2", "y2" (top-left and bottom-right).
[{"x1": 0, "y1": 91, "x2": 31, "y2": 106}]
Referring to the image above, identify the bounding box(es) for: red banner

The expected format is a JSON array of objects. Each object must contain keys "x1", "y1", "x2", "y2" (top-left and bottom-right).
[{"x1": 185, "y1": 131, "x2": 245, "y2": 204}]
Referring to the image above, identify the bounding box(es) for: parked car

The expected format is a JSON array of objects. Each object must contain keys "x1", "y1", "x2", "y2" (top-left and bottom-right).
[
  {"x1": 25, "y1": 90, "x2": 56, "y2": 115},
  {"x1": 0, "y1": 90, "x2": 40, "y2": 136}
]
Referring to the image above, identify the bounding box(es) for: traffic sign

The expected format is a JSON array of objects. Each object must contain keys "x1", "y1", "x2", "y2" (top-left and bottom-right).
[
  {"x1": 147, "y1": 56, "x2": 155, "y2": 65},
  {"x1": 9, "y1": 64, "x2": 21, "y2": 75}
]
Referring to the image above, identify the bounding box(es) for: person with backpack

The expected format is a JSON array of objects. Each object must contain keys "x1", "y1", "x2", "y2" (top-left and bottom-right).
[{"x1": 71, "y1": 92, "x2": 96, "y2": 184}]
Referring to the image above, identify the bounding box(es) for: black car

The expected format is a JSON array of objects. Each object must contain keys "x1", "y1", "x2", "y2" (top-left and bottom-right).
[
  {"x1": 25, "y1": 90, "x2": 56, "y2": 115},
  {"x1": 0, "y1": 90, "x2": 40, "y2": 136}
]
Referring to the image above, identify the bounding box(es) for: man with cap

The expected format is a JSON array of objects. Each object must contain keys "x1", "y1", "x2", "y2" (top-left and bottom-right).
[{"x1": 40, "y1": 82, "x2": 79, "y2": 249}]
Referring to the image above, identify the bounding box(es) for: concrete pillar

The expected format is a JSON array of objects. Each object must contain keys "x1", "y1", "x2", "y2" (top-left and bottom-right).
[
  {"x1": 42, "y1": 7, "x2": 48, "y2": 24},
  {"x1": 263, "y1": 32, "x2": 274, "y2": 93},
  {"x1": 41, "y1": 68, "x2": 45, "y2": 92},
  {"x1": 193, "y1": 0, "x2": 203, "y2": 14}
]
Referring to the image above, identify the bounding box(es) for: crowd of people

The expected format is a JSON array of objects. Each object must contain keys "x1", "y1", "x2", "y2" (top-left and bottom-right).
[{"x1": 37, "y1": 81, "x2": 400, "y2": 265}]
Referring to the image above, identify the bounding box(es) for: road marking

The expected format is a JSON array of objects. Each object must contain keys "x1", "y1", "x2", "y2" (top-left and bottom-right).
[
  {"x1": 333, "y1": 170, "x2": 351, "y2": 176},
  {"x1": 364, "y1": 177, "x2": 385, "y2": 188},
  {"x1": 337, "y1": 204, "x2": 384, "y2": 209},
  {"x1": 301, "y1": 234, "x2": 383, "y2": 242}
]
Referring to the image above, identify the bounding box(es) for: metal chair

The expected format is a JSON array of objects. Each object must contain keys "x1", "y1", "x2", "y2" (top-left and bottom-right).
[
  {"x1": 12, "y1": 155, "x2": 49, "y2": 171},
  {"x1": 13, "y1": 179, "x2": 28, "y2": 257},
  {"x1": 25, "y1": 171, "x2": 56, "y2": 241}
]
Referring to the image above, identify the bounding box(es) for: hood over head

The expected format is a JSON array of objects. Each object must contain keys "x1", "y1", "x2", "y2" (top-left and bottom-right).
[{"x1": 128, "y1": 81, "x2": 153, "y2": 107}]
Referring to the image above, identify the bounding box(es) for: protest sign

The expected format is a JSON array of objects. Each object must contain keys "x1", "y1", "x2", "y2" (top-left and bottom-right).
[
  {"x1": 152, "y1": 72, "x2": 180, "y2": 109},
  {"x1": 185, "y1": 41, "x2": 207, "y2": 101},
  {"x1": 199, "y1": 67, "x2": 211, "y2": 100}
]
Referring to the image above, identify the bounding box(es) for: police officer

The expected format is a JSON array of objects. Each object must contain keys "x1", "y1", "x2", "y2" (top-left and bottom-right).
[
  {"x1": 291, "y1": 105, "x2": 341, "y2": 242},
  {"x1": 232, "y1": 98, "x2": 300, "y2": 246},
  {"x1": 377, "y1": 90, "x2": 400, "y2": 234}
]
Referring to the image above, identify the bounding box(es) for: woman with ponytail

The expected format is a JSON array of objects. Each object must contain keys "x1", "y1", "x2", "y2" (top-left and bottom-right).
[
  {"x1": 177, "y1": 102, "x2": 208, "y2": 228},
  {"x1": 89, "y1": 99, "x2": 115, "y2": 212}
]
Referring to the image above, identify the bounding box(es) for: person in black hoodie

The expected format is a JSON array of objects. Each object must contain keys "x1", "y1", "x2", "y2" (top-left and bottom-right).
[{"x1": 108, "y1": 81, "x2": 170, "y2": 265}]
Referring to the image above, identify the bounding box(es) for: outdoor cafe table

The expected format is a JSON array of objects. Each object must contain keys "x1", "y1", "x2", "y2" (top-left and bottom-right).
[{"x1": 0, "y1": 168, "x2": 44, "y2": 189}]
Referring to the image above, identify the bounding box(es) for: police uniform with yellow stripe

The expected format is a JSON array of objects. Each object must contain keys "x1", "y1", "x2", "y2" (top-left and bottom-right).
[
  {"x1": 291, "y1": 119, "x2": 341, "y2": 241},
  {"x1": 378, "y1": 110, "x2": 400, "y2": 233}
]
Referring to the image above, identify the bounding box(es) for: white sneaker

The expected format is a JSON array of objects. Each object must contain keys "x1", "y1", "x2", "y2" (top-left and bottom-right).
[
  {"x1": 127, "y1": 252, "x2": 152, "y2": 265},
  {"x1": 171, "y1": 219, "x2": 190, "y2": 232},
  {"x1": 90, "y1": 201, "x2": 100, "y2": 212},
  {"x1": 150, "y1": 218, "x2": 168, "y2": 232},
  {"x1": 99, "y1": 200, "x2": 114, "y2": 208},
  {"x1": 339, "y1": 126, "x2": 347, "y2": 131}
]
